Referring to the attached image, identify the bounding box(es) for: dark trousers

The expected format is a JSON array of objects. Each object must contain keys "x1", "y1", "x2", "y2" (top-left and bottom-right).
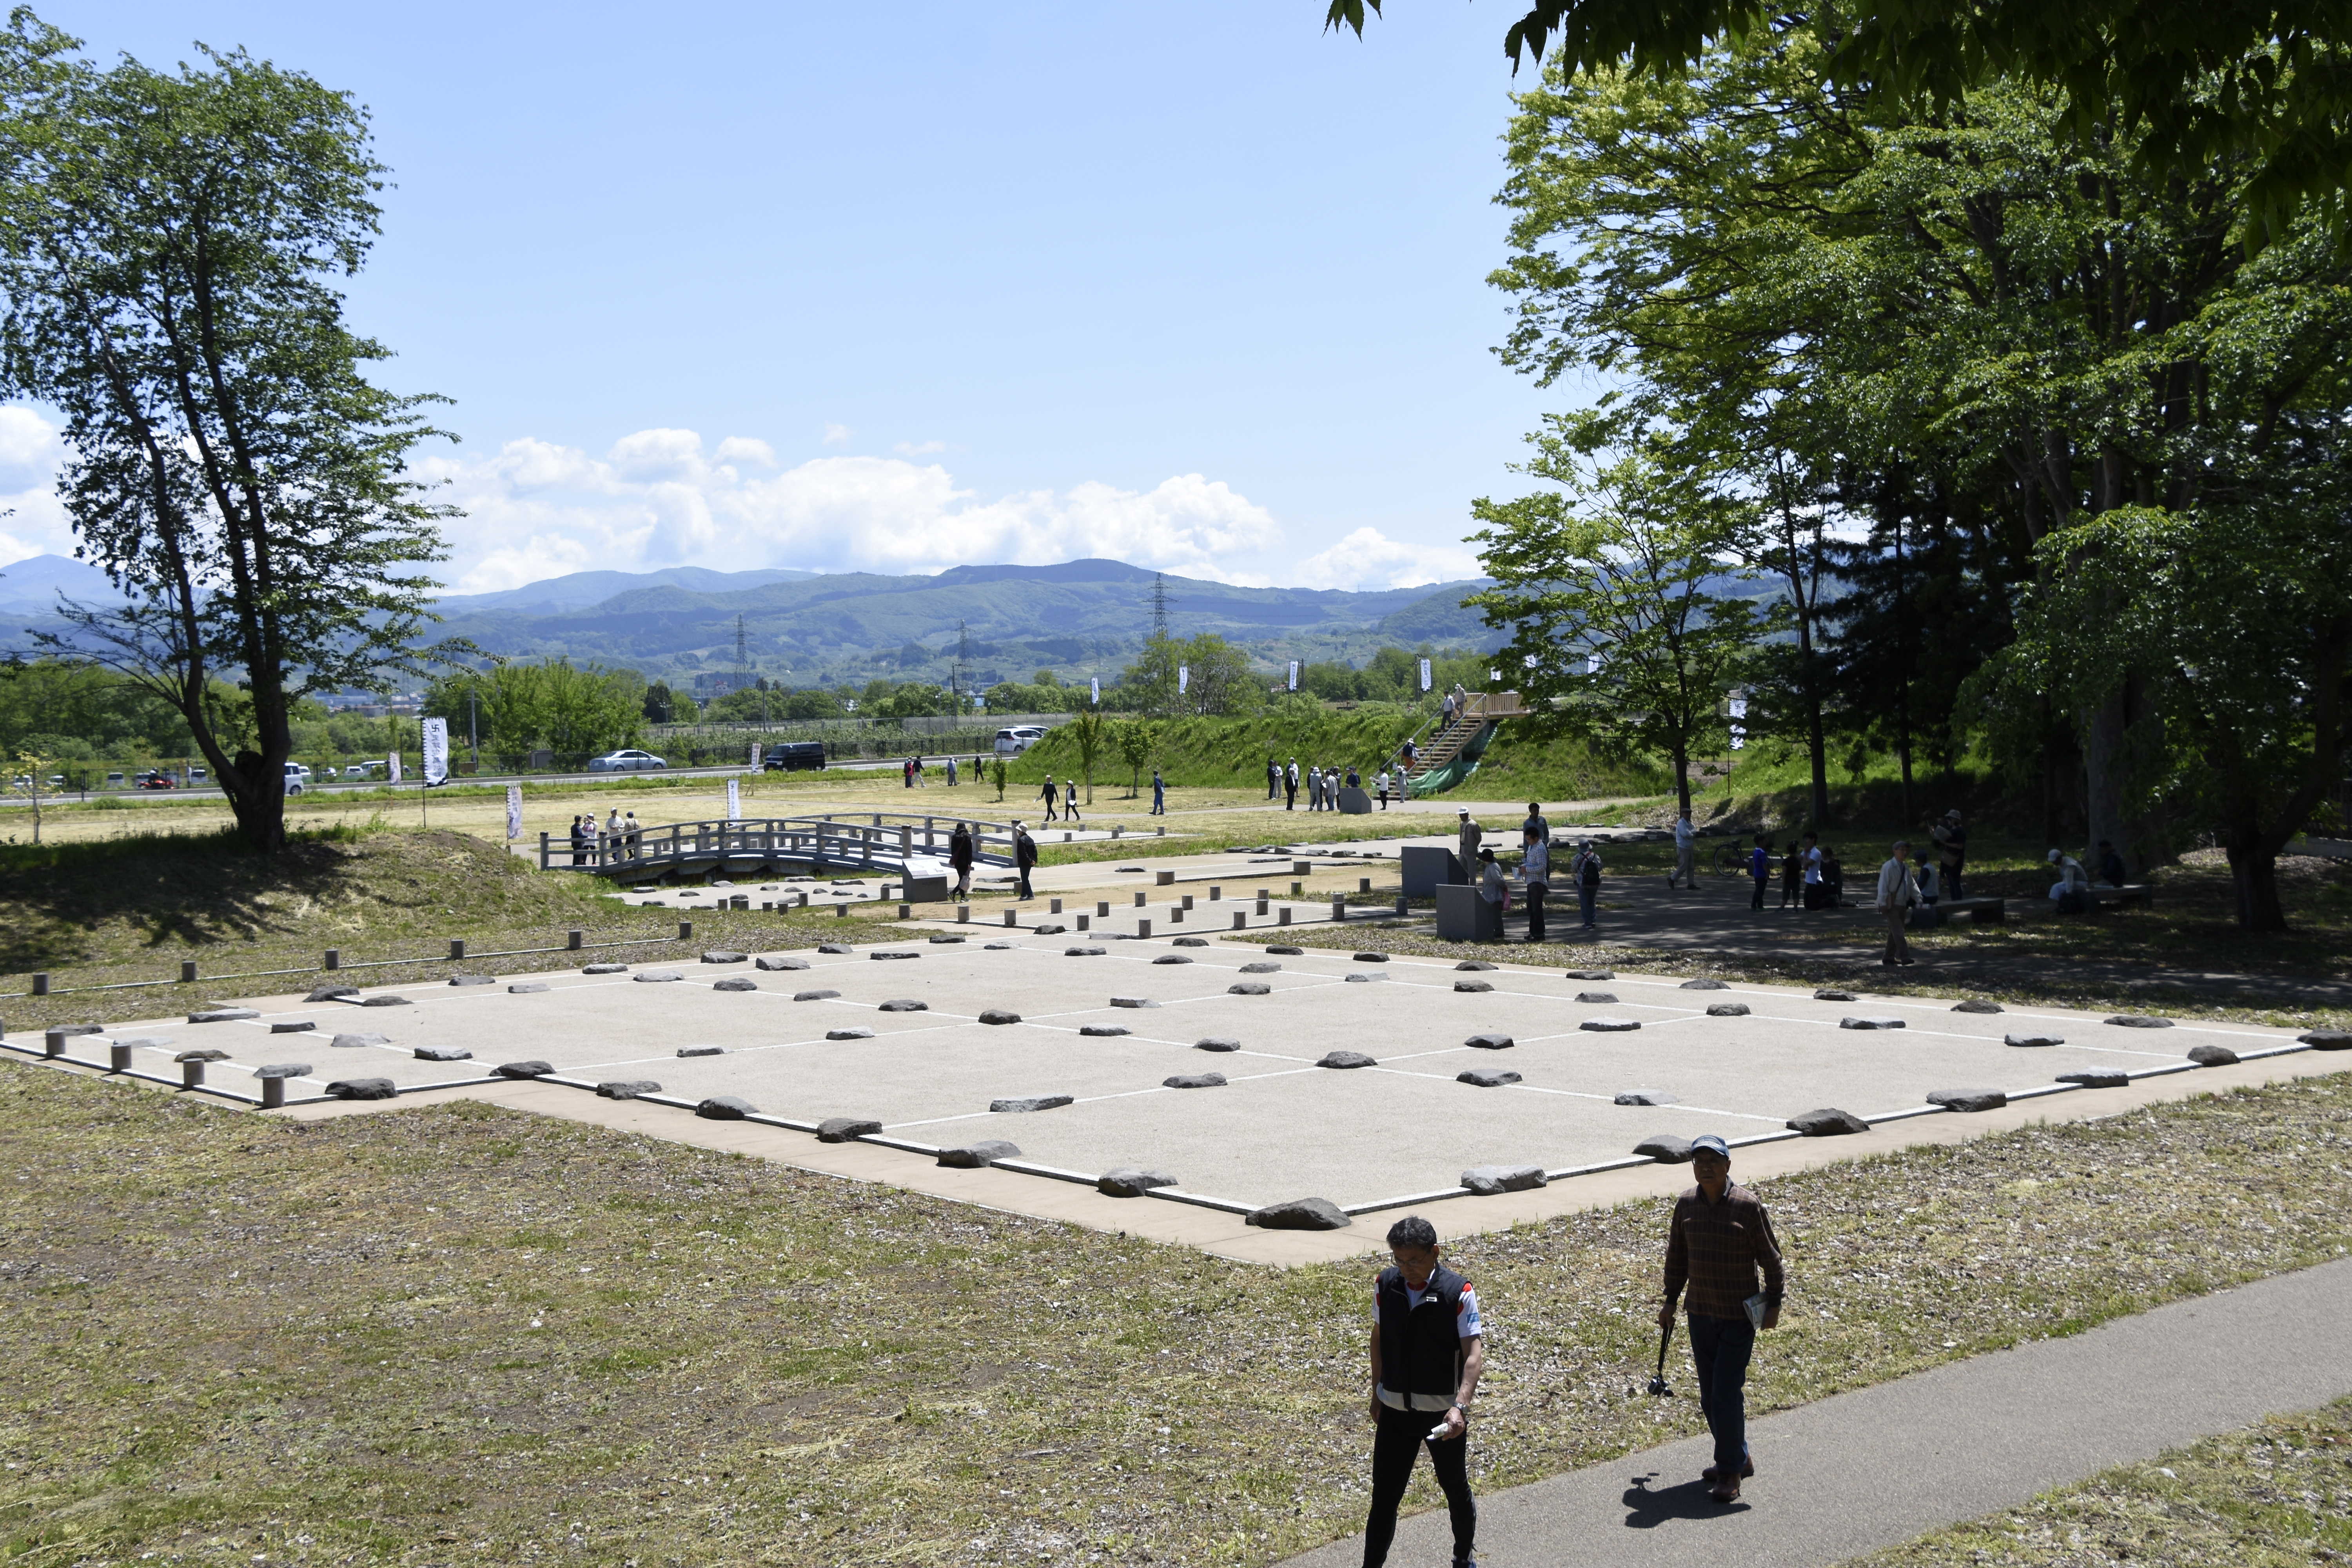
[
  {"x1": 1285, "y1": 784, "x2": 1297, "y2": 810},
  {"x1": 1688, "y1": 1312, "x2": 1756, "y2": 1476},
  {"x1": 1577, "y1": 885, "x2": 1597, "y2": 927},
  {"x1": 1016, "y1": 870, "x2": 1033, "y2": 899},
  {"x1": 1883, "y1": 906, "x2": 1911, "y2": 962},
  {"x1": 1750, "y1": 873, "x2": 1767, "y2": 910},
  {"x1": 1042, "y1": 796, "x2": 1057, "y2": 821},
  {"x1": 1364, "y1": 1404, "x2": 1474, "y2": 1568},
  {"x1": 1524, "y1": 882, "x2": 1546, "y2": 941},
  {"x1": 1945, "y1": 864, "x2": 1965, "y2": 900}
]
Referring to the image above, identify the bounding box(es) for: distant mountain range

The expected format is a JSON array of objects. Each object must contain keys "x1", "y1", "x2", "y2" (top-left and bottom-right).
[{"x1": 0, "y1": 553, "x2": 1502, "y2": 685}]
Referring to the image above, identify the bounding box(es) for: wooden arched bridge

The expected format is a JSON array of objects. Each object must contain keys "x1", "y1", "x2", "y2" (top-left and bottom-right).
[{"x1": 539, "y1": 812, "x2": 1017, "y2": 887}]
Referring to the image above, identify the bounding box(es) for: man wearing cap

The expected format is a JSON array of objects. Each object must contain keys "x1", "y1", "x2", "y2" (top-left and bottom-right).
[
  {"x1": 1657, "y1": 1133, "x2": 1785, "y2": 1504},
  {"x1": 1362, "y1": 1214, "x2": 1483, "y2": 1568},
  {"x1": 1456, "y1": 809, "x2": 1482, "y2": 880},
  {"x1": 1012, "y1": 821, "x2": 1037, "y2": 900}
]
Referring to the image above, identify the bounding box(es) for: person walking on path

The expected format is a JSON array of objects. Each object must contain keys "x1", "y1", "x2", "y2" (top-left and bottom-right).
[
  {"x1": 1376, "y1": 769, "x2": 1390, "y2": 810},
  {"x1": 1749, "y1": 834, "x2": 1772, "y2": 910},
  {"x1": 1521, "y1": 802, "x2": 1550, "y2": 844},
  {"x1": 1658, "y1": 1132, "x2": 1785, "y2": 1506},
  {"x1": 1012, "y1": 821, "x2": 1037, "y2": 900},
  {"x1": 1570, "y1": 839, "x2": 1602, "y2": 929},
  {"x1": 1267, "y1": 756, "x2": 1280, "y2": 800},
  {"x1": 1668, "y1": 809, "x2": 1697, "y2": 890},
  {"x1": 1875, "y1": 839, "x2": 1920, "y2": 966},
  {"x1": 1931, "y1": 809, "x2": 1968, "y2": 900},
  {"x1": 1361, "y1": 1214, "x2": 1484, "y2": 1568},
  {"x1": 1799, "y1": 831, "x2": 1825, "y2": 909},
  {"x1": 1038, "y1": 775, "x2": 1059, "y2": 823},
  {"x1": 1063, "y1": 777, "x2": 1082, "y2": 823},
  {"x1": 948, "y1": 821, "x2": 974, "y2": 902},
  {"x1": 1456, "y1": 809, "x2": 1483, "y2": 879},
  {"x1": 1521, "y1": 828, "x2": 1549, "y2": 944},
  {"x1": 1150, "y1": 769, "x2": 1166, "y2": 815},
  {"x1": 1285, "y1": 758, "x2": 1300, "y2": 811}
]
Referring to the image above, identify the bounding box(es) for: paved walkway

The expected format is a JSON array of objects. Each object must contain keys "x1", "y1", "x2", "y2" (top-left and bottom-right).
[{"x1": 1284, "y1": 1258, "x2": 2352, "y2": 1566}]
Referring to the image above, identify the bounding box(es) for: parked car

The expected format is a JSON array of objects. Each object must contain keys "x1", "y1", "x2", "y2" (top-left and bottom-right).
[
  {"x1": 105, "y1": 770, "x2": 125, "y2": 787},
  {"x1": 587, "y1": 749, "x2": 666, "y2": 773},
  {"x1": 189, "y1": 767, "x2": 206, "y2": 783},
  {"x1": 284, "y1": 762, "x2": 310, "y2": 796},
  {"x1": 761, "y1": 740, "x2": 827, "y2": 772},
  {"x1": 136, "y1": 773, "x2": 177, "y2": 790},
  {"x1": 993, "y1": 725, "x2": 1047, "y2": 756}
]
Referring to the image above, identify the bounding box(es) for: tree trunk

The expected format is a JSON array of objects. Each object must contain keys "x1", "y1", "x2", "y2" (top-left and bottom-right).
[
  {"x1": 1673, "y1": 744, "x2": 1693, "y2": 818},
  {"x1": 2084, "y1": 675, "x2": 2161, "y2": 874},
  {"x1": 2225, "y1": 840, "x2": 2287, "y2": 931}
]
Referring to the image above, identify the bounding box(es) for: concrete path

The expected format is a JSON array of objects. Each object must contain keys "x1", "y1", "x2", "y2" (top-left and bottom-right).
[{"x1": 1284, "y1": 1258, "x2": 2352, "y2": 1567}]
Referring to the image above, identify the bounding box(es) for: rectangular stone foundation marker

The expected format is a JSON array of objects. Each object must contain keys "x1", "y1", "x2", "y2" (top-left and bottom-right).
[
  {"x1": 31, "y1": 973, "x2": 47, "y2": 996},
  {"x1": 1138, "y1": 918, "x2": 1151, "y2": 938},
  {"x1": 1359, "y1": 877, "x2": 1372, "y2": 893},
  {"x1": 1004, "y1": 909, "x2": 1018, "y2": 926},
  {"x1": 1133, "y1": 891, "x2": 1147, "y2": 907},
  {"x1": 324, "y1": 949, "x2": 339, "y2": 970},
  {"x1": 1077, "y1": 914, "x2": 1091, "y2": 931},
  {"x1": 1256, "y1": 898, "x2": 1269, "y2": 916},
  {"x1": 1050, "y1": 898, "x2": 1063, "y2": 913},
  {"x1": 1097, "y1": 900, "x2": 1110, "y2": 917},
  {"x1": 109, "y1": 1043, "x2": 132, "y2": 1073},
  {"x1": 1210, "y1": 886, "x2": 1221, "y2": 900},
  {"x1": 180, "y1": 960, "x2": 197, "y2": 984},
  {"x1": 1232, "y1": 911, "x2": 1246, "y2": 929},
  {"x1": 568, "y1": 929, "x2": 584, "y2": 950},
  {"x1": 1331, "y1": 899, "x2": 1345, "y2": 922},
  {"x1": 897, "y1": 903, "x2": 912, "y2": 919},
  {"x1": 1182, "y1": 894, "x2": 1195, "y2": 910},
  {"x1": 678, "y1": 920, "x2": 693, "y2": 940},
  {"x1": 1279, "y1": 907, "x2": 1292, "y2": 926},
  {"x1": 1170, "y1": 907, "x2": 1183, "y2": 923},
  {"x1": 450, "y1": 938, "x2": 466, "y2": 960},
  {"x1": 957, "y1": 904, "x2": 971, "y2": 924},
  {"x1": 838, "y1": 904, "x2": 851, "y2": 919}
]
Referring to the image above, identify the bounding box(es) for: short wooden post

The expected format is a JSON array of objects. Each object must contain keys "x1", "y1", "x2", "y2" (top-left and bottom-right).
[
  {"x1": 568, "y1": 929, "x2": 584, "y2": 950},
  {"x1": 449, "y1": 938, "x2": 466, "y2": 960},
  {"x1": 1232, "y1": 911, "x2": 1246, "y2": 929},
  {"x1": 678, "y1": 920, "x2": 693, "y2": 940},
  {"x1": 1076, "y1": 914, "x2": 1090, "y2": 931},
  {"x1": 1279, "y1": 907, "x2": 1292, "y2": 926},
  {"x1": 1049, "y1": 898, "x2": 1062, "y2": 914},
  {"x1": 1209, "y1": 886, "x2": 1221, "y2": 901},
  {"x1": 31, "y1": 973, "x2": 47, "y2": 996},
  {"x1": 261, "y1": 1078, "x2": 286, "y2": 1110},
  {"x1": 109, "y1": 1042, "x2": 132, "y2": 1073},
  {"x1": 897, "y1": 903, "x2": 912, "y2": 919},
  {"x1": 1132, "y1": 891, "x2": 1146, "y2": 908},
  {"x1": 1137, "y1": 918, "x2": 1151, "y2": 938},
  {"x1": 181, "y1": 1058, "x2": 205, "y2": 1089},
  {"x1": 180, "y1": 961, "x2": 198, "y2": 984},
  {"x1": 324, "y1": 949, "x2": 340, "y2": 970}
]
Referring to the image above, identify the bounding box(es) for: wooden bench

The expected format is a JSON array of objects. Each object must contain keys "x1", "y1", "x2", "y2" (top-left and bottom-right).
[{"x1": 1909, "y1": 896, "x2": 2006, "y2": 928}]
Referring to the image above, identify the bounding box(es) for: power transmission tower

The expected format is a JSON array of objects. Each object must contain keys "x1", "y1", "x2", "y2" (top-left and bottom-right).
[
  {"x1": 733, "y1": 613, "x2": 750, "y2": 681},
  {"x1": 1149, "y1": 573, "x2": 1172, "y2": 640}
]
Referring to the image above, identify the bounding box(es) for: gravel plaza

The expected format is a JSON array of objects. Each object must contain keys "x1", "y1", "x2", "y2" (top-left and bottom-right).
[{"x1": 25, "y1": 928, "x2": 2327, "y2": 1225}]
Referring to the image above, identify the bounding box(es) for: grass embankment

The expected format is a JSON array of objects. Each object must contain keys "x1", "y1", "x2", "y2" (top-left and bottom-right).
[
  {"x1": 1, "y1": 1067, "x2": 2348, "y2": 1566},
  {"x1": 0, "y1": 828, "x2": 919, "y2": 1030},
  {"x1": 1007, "y1": 706, "x2": 1668, "y2": 801},
  {"x1": 1857, "y1": 1396, "x2": 2352, "y2": 1566}
]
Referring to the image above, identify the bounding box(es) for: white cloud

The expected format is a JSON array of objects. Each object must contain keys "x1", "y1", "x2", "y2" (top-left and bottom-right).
[
  {"x1": 713, "y1": 436, "x2": 776, "y2": 467},
  {"x1": 419, "y1": 428, "x2": 1290, "y2": 593},
  {"x1": 820, "y1": 423, "x2": 853, "y2": 446},
  {"x1": 893, "y1": 439, "x2": 947, "y2": 456},
  {"x1": 1291, "y1": 526, "x2": 1481, "y2": 591}
]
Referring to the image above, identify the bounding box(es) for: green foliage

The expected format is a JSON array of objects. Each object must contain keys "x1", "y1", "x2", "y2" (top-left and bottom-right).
[
  {"x1": 1066, "y1": 708, "x2": 1107, "y2": 802},
  {"x1": 1113, "y1": 719, "x2": 1155, "y2": 793},
  {"x1": 424, "y1": 662, "x2": 646, "y2": 757},
  {"x1": 1119, "y1": 632, "x2": 1263, "y2": 717},
  {"x1": 981, "y1": 677, "x2": 1083, "y2": 715}
]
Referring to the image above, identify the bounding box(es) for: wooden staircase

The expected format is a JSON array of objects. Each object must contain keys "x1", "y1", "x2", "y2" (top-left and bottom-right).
[{"x1": 1401, "y1": 692, "x2": 1527, "y2": 790}]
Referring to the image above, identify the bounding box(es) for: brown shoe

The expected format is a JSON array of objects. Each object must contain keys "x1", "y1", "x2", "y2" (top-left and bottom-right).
[
  {"x1": 1701, "y1": 1457, "x2": 1755, "y2": 1483},
  {"x1": 1708, "y1": 1478, "x2": 1741, "y2": 1504}
]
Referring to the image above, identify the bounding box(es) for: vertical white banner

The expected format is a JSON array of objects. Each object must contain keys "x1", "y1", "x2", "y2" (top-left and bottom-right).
[
  {"x1": 420, "y1": 718, "x2": 448, "y2": 786},
  {"x1": 1418, "y1": 657, "x2": 1432, "y2": 692},
  {"x1": 1287, "y1": 661, "x2": 1299, "y2": 691},
  {"x1": 1090, "y1": 676, "x2": 1101, "y2": 705},
  {"x1": 1728, "y1": 695, "x2": 1748, "y2": 751},
  {"x1": 388, "y1": 751, "x2": 402, "y2": 784},
  {"x1": 749, "y1": 741, "x2": 760, "y2": 768},
  {"x1": 727, "y1": 777, "x2": 741, "y2": 822},
  {"x1": 1178, "y1": 664, "x2": 1189, "y2": 695},
  {"x1": 506, "y1": 783, "x2": 523, "y2": 839}
]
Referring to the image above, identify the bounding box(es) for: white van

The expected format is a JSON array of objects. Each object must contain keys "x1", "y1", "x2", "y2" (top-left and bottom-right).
[
  {"x1": 993, "y1": 725, "x2": 1046, "y2": 756},
  {"x1": 284, "y1": 762, "x2": 311, "y2": 796}
]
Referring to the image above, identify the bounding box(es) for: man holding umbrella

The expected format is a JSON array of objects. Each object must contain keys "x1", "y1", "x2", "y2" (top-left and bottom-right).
[{"x1": 1657, "y1": 1132, "x2": 1786, "y2": 1504}]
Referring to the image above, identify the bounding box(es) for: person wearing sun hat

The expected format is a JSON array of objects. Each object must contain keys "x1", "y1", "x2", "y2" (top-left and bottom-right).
[{"x1": 1657, "y1": 1132, "x2": 1786, "y2": 1504}]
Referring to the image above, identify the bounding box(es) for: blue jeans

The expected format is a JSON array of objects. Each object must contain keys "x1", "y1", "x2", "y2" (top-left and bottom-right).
[
  {"x1": 1688, "y1": 1312, "x2": 1755, "y2": 1476},
  {"x1": 1578, "y1": 886, "x2": 1597, "y2": 927}
]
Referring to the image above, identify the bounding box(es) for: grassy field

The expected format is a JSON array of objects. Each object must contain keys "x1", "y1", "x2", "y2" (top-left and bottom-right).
[
  {"x1": 0, "y1": 1063, "x2": 2347, "y2": 1566},
  {"x1": 1855, "y1": 1396, "x2": 2352, "y2": 1566}
]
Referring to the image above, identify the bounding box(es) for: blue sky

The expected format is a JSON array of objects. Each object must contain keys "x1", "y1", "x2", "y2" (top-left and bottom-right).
[{"x1": 0, "y1": 2, "x2": 1575, "y2": 593}]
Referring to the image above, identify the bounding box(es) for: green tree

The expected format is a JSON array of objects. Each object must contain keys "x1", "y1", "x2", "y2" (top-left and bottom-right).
[
  {"x1": 1470, "y1": 437, "x2": 1765, "y2": 816},
  {"x1": 1067, "y1": 708, "x2": 1107, "y2": 804},
  {"x1": 990, "y1": 755, "x2": 1007, "y2": 801},
  {"x1": 1114, "y1": 719, "x2": 1155, "y2": 795},
  {"x1": 0, "y1": 19, "x2": 463, "y2": 852}
]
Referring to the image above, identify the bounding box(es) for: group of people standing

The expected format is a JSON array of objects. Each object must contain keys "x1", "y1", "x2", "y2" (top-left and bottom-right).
[
  {"x1": 1460, "y1": 803, "x2": 1608, "y2": 939},
  {"x1": 567, "y1": 809, "x2": 642, "y2": 865},
  {"x1": 900, "y1": 755, "x2": 984, "y2": 787},
  {"x1": 1267, "y1": 756, "x2": 1394, "y2": 811},
  {"x1": 1361, "y1": 1149, "x2": 1785, "y2": 1565}
]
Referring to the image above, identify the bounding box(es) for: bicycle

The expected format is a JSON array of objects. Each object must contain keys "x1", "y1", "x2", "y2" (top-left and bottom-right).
[{"x1": 1713, "y1": 832, "x2": 1779, "y2": 878}]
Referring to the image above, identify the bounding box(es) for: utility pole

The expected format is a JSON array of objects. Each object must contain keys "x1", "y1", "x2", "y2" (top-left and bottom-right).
[
  {"x1": 1149, "y1": 573, "x2": 1172, "y2": 640},
  {"x1": 733, "y1": 614, "x2": 750, "y2": 689}
]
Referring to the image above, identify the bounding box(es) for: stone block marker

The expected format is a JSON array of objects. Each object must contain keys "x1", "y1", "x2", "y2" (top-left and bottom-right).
[
  {"x1": 817, "y1": 1116, "x2": 881, "y2": 1142},
  {"x1": 1581, "y1": 1017, "x2": 1641, "y2": 1033},
  {"x1": 1098, "y1": 1167, "x2": 1177, "y2": 1197},
  {"x1": 1458, "y1": 1066, "x2": 1522, "y2": 1087},
  {"x1": 1247, "y1": 1196, "x2": 1351, "y2": 1230},
  {"x1": 1194, "y1": 1036, "x2": 1241, "y2": 1053},
  {"x1": 1163, "y1": 1072, "x2": 1226, "y2": 1089},
  {"x1": 677, "y1": 1045, "x2": 726, "y2": 1057},
  {"x1": 306, "y1": 985, "x2": 359, "y2": 1003},
  {"x1": 877, "y1": 999, "x2": 928, "y2": 1012},
  {"x1": 508, "y1": 982, "x2": 549, "y2": 994},
  {"x1": 1614, "y1": 1090, "x2": 1678, "y2": 1106},
  {"x1": 712, "y1": 977, "x2": 759, "y2": 993},
  {"x1": 326, "y1": 1078, "x2": 396, "y2": 1100},
  {"x1": 328, "y1": 1032, "x2": 388, "y2": 1051},
  {"x1": 1465, "y1": 1033, "x2": 1515, "y2": 1051},
  {"x1": 818, "y1": 943, "x2": 855, "y2": 955},
  {"x1": 1110, "y1": 996, "x2": 1158, "y2": 1009},
  {"x1": 826, "y1": 1027, "x2": 876, "y2": 1040},
  {"x1": 1078, "y1": 1024, "x2": 1131, "y2": 1037},
  {"x1": 1344, "y1": 972, "x2": 1387, "y2": 983},
  {"x1": 1952, "y1": 998, "x2": 2004, "y2": 1014},
  {"x1": 1455, "y1": 979, "x2": 1494, "y2": 993},
  {"x1": 1174, "y1": 936, "x2": 1209, "y2": 947},
  {"x1": 2301, "y1": 1030, "x2": 2352, "y2": 1049},
  {"x1": 929, "y1": 934, "x2": 966, "y2": 945},
  {"x1": 597, "y1": 1080, "x2": 662, "y2": 1100},
  {"x1": 1787, "y1": 1107, "x2": 1871, "y2": 1136},
  {"x1": 1679, "y1": 978, "x2": 1729, "y2": 991},
  {"x1": 2005, "y1": 1032, "x2": 2066, "y2": 1047},
  {"x1": 1574, "y1": 991, "x2": 1618, "y2": 1004},
  {"x1": 494, "y1": 1060, "x2": 553, "y2": 1079},
  {"x1": 755, "y1": 956, "x2": 810, "y2": 971},
  {"x1": 871, "y1": 951, "x2": 920, "y2": 961},
  {"x1": 1565, "y1": 968, "x2": 1614, "y2": 980},
  {"x1": 632, "y1": 971, "x2": 684, "y2": 984},
  {"x1": 2106, "y1": 1014, "x2": 2174, "y2": 1028},
  {"x1": 697, "y1": 1095, "x2": 756, "y2": 1120},
  {"x1": 1065, "y1": 946, "x2": 1106, "y2": 958},
  {"x1": 1929, "y1": 1088, "x2": 2008, "y2": 1112},
  {"x1": 449, "y1": 975, "x2": 495, "y2": 987},
  {"x1": 254, "y1": 1062, "x2": 310, "y2": 1079},
  {"x1": 978, "y1": 1008, "x2": 1021, "y2": 1025},
  {"x1": 701, "y1": 951, "x2": 748, "y2": 964},
  {"x1": 1153, "y1": 955, "x2": 1193, "y2": 967},
  {"x1": 990, "y1": 1094, "x2": 1073, "y2": 1113},
  {"x1": 583, "y1": 963, "x2": 629, "y2": 975},
  {"x1": 359, "y1": 994, "x2": 412, "y2": 1007},
  {"x1": 1267, "y1": 945, "x2": 1305, "y2": 956},
  {"x1": 1239, "y1": 962, "x2": 1281, "y2": 973},
  {"x1": 2189, "y1": 1044, "x2": 2241, "y2": 1067},
  {"x1": 414, "y1": 1045, "x2": 472, "y2": 1062},
  {"x1": 1318, "y1": 1050, "x2": 1377, "y2": 1069},
  {"x1": 794, "y1": 989, "x2": 841, "y2": 1002},
  {"x1": 1840, "y1": 1016, "x2": 1906, "y2": 1030},
  {"x1": 189, "y1": 1007, "x2": 260, "y2": 1023},
  {"x1": 936, "y1": 1140, "x2": 1021, "y2": 1167},
  {"x1": 1457, "y1": 960, "x2": 1496, "y2": 972},
  {"x1": 1634, "y1": 1133, "x2": 1693, "y2": 1162},
  {"x1": 1229, "y1": 982, "x2": 1271, "y2": 995},
  {"x1": 1814, "y1": 988, "x2": 1858, "y2": 1002},
  {"x1": 1706, "y1": 1002, "x2": 1751, "y2": 1017},
  {"x1": 270, "y1": 1021, "x2": 315, "y2": 1034},
  {"x1": 1461, "y1": 1163, "x2": 1548, "y2": 1195},
  {"x1": 1354, "y1": 952, "x2": 1389, "y2": 963},
  {"x1": 176, "y1": 1047, "x2": 230, "y2": 1062},
  {"x1": 2058, "y1": 1069, "x2": 2131, "y2": 1088}
]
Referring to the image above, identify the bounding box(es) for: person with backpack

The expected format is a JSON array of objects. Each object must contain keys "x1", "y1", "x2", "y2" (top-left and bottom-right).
[
  {"x1": 1571, "y1": 839, "x2": 1603, "y2": 929},
  {"x1": 948, "y1": 821, "x2": 975, "y2": 902},
  {"x1": 1748, "y1": 835, "x2": 1771, "y2": 911},
  {"x1": 1013, "y1": 821, "x2": 1038, "y2": 900},
  {"x1": 1361, "y1": 1214, "x2": 1484, "y2": 1568},
  {"x1": 1521, "y1": 827, "x2": 1550, "y2": 943}
]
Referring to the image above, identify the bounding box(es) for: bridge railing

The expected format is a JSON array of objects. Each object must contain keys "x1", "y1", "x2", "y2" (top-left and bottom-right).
[{"x1": 539, "y1": 813, "x2": 1022, "y2": 873}]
